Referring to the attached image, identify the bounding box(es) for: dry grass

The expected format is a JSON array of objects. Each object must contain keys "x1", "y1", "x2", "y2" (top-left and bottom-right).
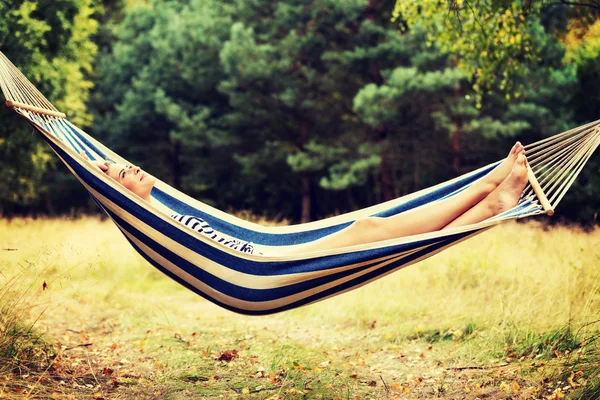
[{"x1": 0, "y1": 217, "x2": 599, "y2": 399}]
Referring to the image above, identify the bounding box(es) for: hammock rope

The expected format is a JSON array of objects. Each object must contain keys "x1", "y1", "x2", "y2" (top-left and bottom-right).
[
  {"x1": 0, "y1": 52, "x2": 65, "y2": 118},
  {"x1": 1, "y1": 50, "x2": 598, "y2": 315},
  {"x1": 523, "y1": 123, "x2": 600, "y2": 209}
]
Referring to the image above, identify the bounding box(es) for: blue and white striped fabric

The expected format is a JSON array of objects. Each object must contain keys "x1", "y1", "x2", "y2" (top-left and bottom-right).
[
  {"x1": 16, "y1": 109, "x2": 545, "y2": 315},
  {"x1": 171, "y1": 213, "x2": 257, "y2": 254}
]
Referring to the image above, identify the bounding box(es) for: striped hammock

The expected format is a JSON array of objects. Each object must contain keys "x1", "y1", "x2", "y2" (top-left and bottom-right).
[{"x1": 1, "y1": 51, "x2": 599, "y2": 315}]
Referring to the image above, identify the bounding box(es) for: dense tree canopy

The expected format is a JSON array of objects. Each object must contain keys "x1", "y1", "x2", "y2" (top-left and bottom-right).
[
  {"x1": 392, "y1": 1, "x2": 598, "y2": 106},
  {"x1": 0, "y1": 0, "x2": 599, "y2": 224}
]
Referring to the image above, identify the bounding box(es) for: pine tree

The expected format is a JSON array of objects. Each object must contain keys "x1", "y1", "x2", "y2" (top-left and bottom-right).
[{"x1": 93, "y1": 0, "x2": 235, "y2": 200}]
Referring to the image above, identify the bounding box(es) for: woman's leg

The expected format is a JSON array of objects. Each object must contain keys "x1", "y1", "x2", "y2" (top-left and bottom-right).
[
  {"x1": 443, "y1": 153, "x2": 529, "y2": 229},
  {"x1": 290, "y1": 144, "x2": 525, "y2": 253}
]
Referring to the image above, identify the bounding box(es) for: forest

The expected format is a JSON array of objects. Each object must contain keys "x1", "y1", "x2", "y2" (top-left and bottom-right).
[
  {"x1": 2, "y1": 3, "x2": 600, "y2": 399},
  {"x1": 1, "y1": 0, "x2": 599, "y2": 223}
]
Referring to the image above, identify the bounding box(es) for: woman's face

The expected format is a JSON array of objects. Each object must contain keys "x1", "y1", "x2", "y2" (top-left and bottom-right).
[{"x1": 105, "y1": 162, "x2": 156, "y2": 201}]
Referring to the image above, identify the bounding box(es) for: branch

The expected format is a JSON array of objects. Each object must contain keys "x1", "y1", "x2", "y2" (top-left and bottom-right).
[
  {"x1": 542, "y1": 0, "x2": 600, "y2": 9},
  {"x1": 574, "y1": 319, "x2": 600, "y2": 339},
  {"x1": 447, "y1": 363, "x2": 509, "y2": 371},
  {"x1": 464, "y1": 0, "x2": 488, "y2": 39},
  {"x1": 444, "y1": 6, "x2": 464, "y2": 35},
  {"x1": 63, "y1": 343, "x2": 93, "y2": 351}
]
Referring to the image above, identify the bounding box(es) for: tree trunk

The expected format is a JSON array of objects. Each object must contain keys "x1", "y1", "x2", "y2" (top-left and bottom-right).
[
  {"x1": 45, "y1": 196, "x2": 55, "y2": 215},
  {"x1": 413, "y1": 138, "x2": 420, "y2": 192},
  {"x1": 366, "y1": 0, "x2": 383, "y2": 22},
  {"x1": 173, "y1": 140, "x2": 182, "y2": 190},
  {"x1": 299, "y1": 119, "x2": 312, "y2": 223},
  {"x1": 452, "y1": 86, "x2": 462, "y2": 176},
  {"x1": 380, "y1": 145, "x2": 394, "y2": 201},
  {"x1": 300, "y1": 116, "x2": 312, "y2": 223},
  {"x1": 301, "y1": 174, "x2": 311, "y2": 223},
  {"x1": 451, "y1": 126, "x2": 461, "y2": 175}
]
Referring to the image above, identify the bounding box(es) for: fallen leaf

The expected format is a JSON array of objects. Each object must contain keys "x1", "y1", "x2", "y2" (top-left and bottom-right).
[
  {"x1": 218, "y1": 350, "x2": 239, "y2": 362},
  {"x1": 547, "y1": 389, "x2": 565, "y2": 399}
]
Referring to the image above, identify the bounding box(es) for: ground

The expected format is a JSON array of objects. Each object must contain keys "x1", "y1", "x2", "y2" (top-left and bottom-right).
[{"x1": 0, "y1": 218, "x2": 598, "y2": 399}]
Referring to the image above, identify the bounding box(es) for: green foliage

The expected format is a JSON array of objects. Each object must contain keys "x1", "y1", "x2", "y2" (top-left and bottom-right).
[
  {"x1": 406, "y1": 322, "x2": 478, "y2": 343},
  {"x1": 354, "y1": 67, "x2": 465, "y2": 127},
  {"x1": 93, "y1": 0, "x2": 235, "y2": 199},
  {"x1": 510, "y1": 327, "x2": 582, "y2": 359},
  {"x1": 318, "y1": 144, "x2": 381, "y2": 191},
  {"x1": 287, "y1": 141, "x2": 350, "y2": 174},
  {"x1": 0, "y1": 0, "x2": 98, "y2": 214},
  {"x1": 217, "y1": 0, "x2": 379, "y2": 219},
  {"x1": 93, "y1": 0, "x2": 416, "y2": 219},
  {"x1": 513, "y1": 326, "x2": 600, "y2": 399},
  {"x1": 393, "y1": 0, "x2": 549, "y2": 107},
  {"x1": 349, "y1": 29, "x2": 473, "y2": 193}
]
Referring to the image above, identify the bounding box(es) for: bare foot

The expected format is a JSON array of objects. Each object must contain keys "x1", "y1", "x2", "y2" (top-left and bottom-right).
[
  {"x1": 486, "y1": 153, "x2": 529, "y2": 216},
  {"x1": 442, "y1": 153, "x2": 529, "y2": 230},
  {"x1": 485, "y1": 142, "x2": 525, "y2": 187}
]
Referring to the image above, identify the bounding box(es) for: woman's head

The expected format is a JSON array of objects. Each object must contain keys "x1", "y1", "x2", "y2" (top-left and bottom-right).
[{"x1": 96, "y1": 160, "x2": 156, "y2": 201}]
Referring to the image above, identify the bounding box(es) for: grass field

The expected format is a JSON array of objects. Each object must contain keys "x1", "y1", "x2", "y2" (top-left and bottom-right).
[{"x1": 0, "y1": 217, "x2": 599, "y2": 399}]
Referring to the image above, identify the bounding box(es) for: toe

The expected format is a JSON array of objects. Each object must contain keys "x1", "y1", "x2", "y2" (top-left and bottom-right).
[{"x1": 511, "y1": 143, "x2": 518, "y2": 155}]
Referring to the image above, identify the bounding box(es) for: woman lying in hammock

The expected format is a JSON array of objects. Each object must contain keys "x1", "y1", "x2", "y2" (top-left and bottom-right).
[{"x1": 81, "y1": 143, "x2": 529, "y2": 255}]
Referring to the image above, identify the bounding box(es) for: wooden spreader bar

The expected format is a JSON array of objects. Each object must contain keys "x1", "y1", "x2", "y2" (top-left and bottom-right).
[
  {"x1": 5, "y1": 100, "x2": 66, "y2": 119},
  {"x1": 526, "y1": 163, "x2": 554, "y2": 216}
]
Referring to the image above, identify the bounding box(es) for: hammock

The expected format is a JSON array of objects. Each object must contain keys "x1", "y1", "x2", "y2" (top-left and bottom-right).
[{"x1": 1, "y1": 51, "x2": 599, "y2": 315}]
